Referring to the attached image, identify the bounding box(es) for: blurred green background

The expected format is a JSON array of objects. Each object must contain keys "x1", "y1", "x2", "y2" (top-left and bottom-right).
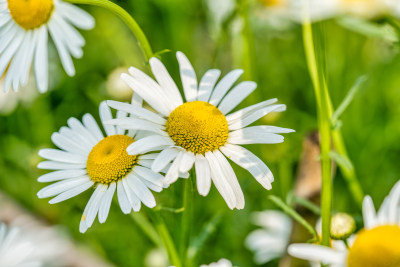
[{"x1": 1, "y1": 0, "x2": 400, "y2": 266}]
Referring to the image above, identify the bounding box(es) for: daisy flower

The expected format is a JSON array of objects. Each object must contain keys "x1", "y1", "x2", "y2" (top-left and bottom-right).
[
  {"x1": 288, "y1": 179, "x2": 400, "y2": 267},
  {"x1": 0, "y1": 222, "x2": 43, "y2": 266},
  {"x1": 200, "y1": 258, "x2": 235, "y2": 267},
  {"x1": 0, "y1": 0, "x2": 94, "y2": 93},
  {"x1": 107, "y1": 52, "x2": 293, "y2": 210},
  {"x1": 37, "y1": 97, "x2": 167, "y2": 233},
  {"x1": 245, "y1": 210, "x2": 292, "y2": 264}
]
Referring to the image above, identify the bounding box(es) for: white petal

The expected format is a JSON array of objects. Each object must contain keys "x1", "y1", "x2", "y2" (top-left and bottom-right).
[
  {"x1": 107, "y1": 100, "x2": 166, "y2": 125},
  {"x1": 98, "y1": 182, "x2": 116, "y2": 223},
  {"x1": 37, "y1": 161, "x2": 86, "y2": 170},
  {"x1": 220, "y1": 144, "x2": 273, "y2": 189},
  {"x1": 126, "y1": 174, "x2": 156, "y2": 208},
  {"x1": 48, "y1": 20, "x2": 75, "y2": 76},
  {"x1": 363, "y1": 195, "x2": 377, "y2": 229},
  {"x1": 0, "y1": 27, "x2": 24, "y2": 79},
  {"x1": 140, "y1": 178, "x2": 163, "y2": 192},
  {"x1": 214, "y1": 150, "x2": 244, "y2": 209},
  {"x1": 51, "y1": 132, "x2": 88, "y2": 155},
  {"x1": 197, "y1": 69, "x2": 221, "y2": 102},
  {"x1": 49, "y1": 180, "x2": 94, "y2": 204},
  {"x1": 38, "y1": 148, "x2": 86, "y2": 164},
  {"x1": 99, "y1": 101, "x2": 116, "y2": 136},
  {"x1": 388, "y1": 180, "x2": 400, "y2": 224},
  {"x1": 121, "y1": 73, "x2": 171, "y2": 116},
  {"x1": 116, "y1": 109, "x2": 128, "y2": 135},
  {"x1": 126, "y1": 135, "x2": 174, "y2": 155},
  {"x1": 59, "y1": 126, "x2": 93, "y2": 151},
  {"x1": 57, "y1": 1, "x2": 95, "y2": 30},
  {"x1": 128, "y1": 66, "x2": 176, "y2": 112},
  {"x1": 34, "y1": 26, "x2": 49, "y2": 93},
  {"x1": 177, "y1": 51, "x2": 197, "y2": 102},
  {"x1": 195, "y1": 155, "x2": 211, "y2": 196},
  {"x1": 117, "y1": 180, "x2": 132, "y2": 214},
  {"x1": 217, "y1": 81, "x2": 257, "y2": 114},
  {"x1": 149, "y1": 57, "x2": 183, "y2": 107},
  {"x1": 122, "y1": 178, "x2": 141, "y2": 212},
  {"x1": 133, "y1": 165, "x2": 164, "y2": 187},
  {"x1": 79, "y1": 185, "x2": 102, "y2": 233},
  {"x1": 37, "y1": 176, "x2": 90, "y2": 198},
  {"x1": 152, "y1": 147, "x2": 180, "y2": 172},
  {"x1": 105, "y1": 117, "x2": 166, "y2": 136},
  {"x1": 86, "y1": 184, "x2": 108, "y2": 227},
  {"x1": 209, "y1": 69, "x2": 243, "y2": 106},
  {"x1": 288, "y1": 244, "x2": 345, "y2": 264},
  {"x1": 82, "y1": 114, "x2": 104, "y2": 141},
  {"x1": 38, "y1": 169, "x2": 87, "y2": 182},
  {"x1": 179, "y1": 151, "x2": 195, "y2": 173},
  {"x1": 65, "y1": 117, "x2": 97, "y2": 149},
  {"x1": 163, "y1": 151, "x2": 184, "y2": 185},
  {"x1": 228, "y1": 127, "x2": 285, "y2": 145},
  {"x1": 205, "y1": 151, "x2": 236, "y2": 209},
  {"x1": 228, "y1": 103, "x2": 286, "y2": 130}
]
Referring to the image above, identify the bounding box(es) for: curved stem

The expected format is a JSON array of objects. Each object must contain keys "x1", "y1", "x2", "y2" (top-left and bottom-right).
[{"x1": 64, "y1": 0, "x2": 153, "y2": 62}]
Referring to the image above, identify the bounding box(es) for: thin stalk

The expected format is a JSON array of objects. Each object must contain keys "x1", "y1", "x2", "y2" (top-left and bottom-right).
[
  {"x1": 130, "y1": 212, "x2": 162, "y2": 248},
  {"x1": 302, "y1": 7, "x2": 331, "y2": 246},
  {"x1": 179, "y1": 177, "x2": 194, "y2": 266},
  {"x1": 147, "y1": 209, "x2": 182, "y2": 267},
  {"x1": 236, "y1": 0, "x2": 256, "y2": 81},
  {"x1": 64, "y1": 0, "x2": 153, "y2": 61}
]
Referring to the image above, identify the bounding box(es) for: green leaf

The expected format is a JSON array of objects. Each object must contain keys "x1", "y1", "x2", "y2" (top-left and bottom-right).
[
  {"x1": 268, "y1": 195, "x2": 319, "y2": 241},
  {"x1": 337, "y1": 17, "x2": 398, "y2": 42},
  {"x1": 329, "y1": 151, "x2": 354, "y2": 172},
  {"x1": 331, "y1": 75, "x2": 367, "y2": 126}
]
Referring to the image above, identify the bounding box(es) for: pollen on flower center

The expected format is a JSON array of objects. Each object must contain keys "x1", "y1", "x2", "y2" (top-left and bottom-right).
[
  {"x1": 347, "y1": 225, "x2": 400, "y2": 267},
  {"x1": 86, "y1": 135, "x2": 137, "y2": 184},
  {"x1": 166, "y1": 101, "x2": 229, "y2": 155},
  {"x1": 8, "y1": 0, "x2": 54, "y2": 30}
]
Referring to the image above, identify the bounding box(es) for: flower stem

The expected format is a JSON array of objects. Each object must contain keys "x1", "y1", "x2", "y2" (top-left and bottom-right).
[
  {"x1": 179, "y1": 177, "x2": 194, "y2": 266},
  {"x1": 147, "y1": 208, "x2": 182, "y2": 267},
  {"x1": 302, "y1": 9, "x2": 331, "y2": 246},
  {"x1": 64, "y1": 0, "x2": 153, "y2": 62}
]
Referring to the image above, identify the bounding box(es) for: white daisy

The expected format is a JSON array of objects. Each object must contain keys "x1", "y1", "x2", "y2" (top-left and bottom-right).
[
  {"x1": 0, "y1": 0, "x2": 94, "y2": 93},
  {"x1": 245, "y1": 210, "x2": 292, "y2": 264},
  {"x1": 107, "y1": 52, "x2": 293, "y2": 210},
  {"x1": 37, "y1": 97, "x2": 168, "y2": 233},
  {"x1": 0, "y1": 222, "x2": 43, "y2": 267},
  {"x1": 200, "y1": 258, "x2": 235, "y2": 267},
  {"x1": 288, "y1": 179, "x2": 400, "y2": 267}
]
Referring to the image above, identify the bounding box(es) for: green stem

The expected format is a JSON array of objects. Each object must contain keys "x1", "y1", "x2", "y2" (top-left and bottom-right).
[
  {"x1": 179, "y1": 177, "x2": 194, "y2": 266},
  {"x1": 236, "y1": 0, "x2": 256, "y2": 81},
  {"x1": 302, "y1": 9, "x2": 331, "y2": 246},
  {"x1": 147, "y1": 209, "x2": 182, "y2": 267},
  {"x1": 130, "y1": 212, "x2": 162, "y2": 248},
  {"x1": 64, "y1": 0, "x2": 153, "y2": 62}
]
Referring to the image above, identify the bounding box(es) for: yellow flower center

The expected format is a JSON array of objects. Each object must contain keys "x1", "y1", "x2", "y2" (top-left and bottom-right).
[
  {"x1": 166, "y1": 101, "x2": 229, "y2": 155},
  {"x1": 347, "y1": 225, "x2": 400, "y2": 267},
  {"x1": 86, "y1": 135, "x2": 137, "y2": 184},
  {"x1": 7, "y1": 0, "x2": 54, "y2": 30},
  {"x1": 260, "y1": 0, "x2": 286, "y2": 7}
]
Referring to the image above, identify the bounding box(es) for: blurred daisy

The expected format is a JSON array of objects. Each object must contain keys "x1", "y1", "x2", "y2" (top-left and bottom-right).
[
  {"x1": 37, "y1": 97, "x2": 166, "y2": 233},
  {"x1": 107, "y1": 52, "x2": 293, "y2": 210},
  {"x1": 200, "y1": 258, "x2": 235, "y2": 267},
  {"x1": 288, "y1": 180, "x2": 400, "y2": 267},
  {"x1": 0, "y1": 0, "x2": 94, "y2": 93},
  {"x1": 0, "y1": 222, "x2": 43, "y2": 266},
  {"x1": 245, "y1": 210, "x2": 292, "y2": 264}
]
